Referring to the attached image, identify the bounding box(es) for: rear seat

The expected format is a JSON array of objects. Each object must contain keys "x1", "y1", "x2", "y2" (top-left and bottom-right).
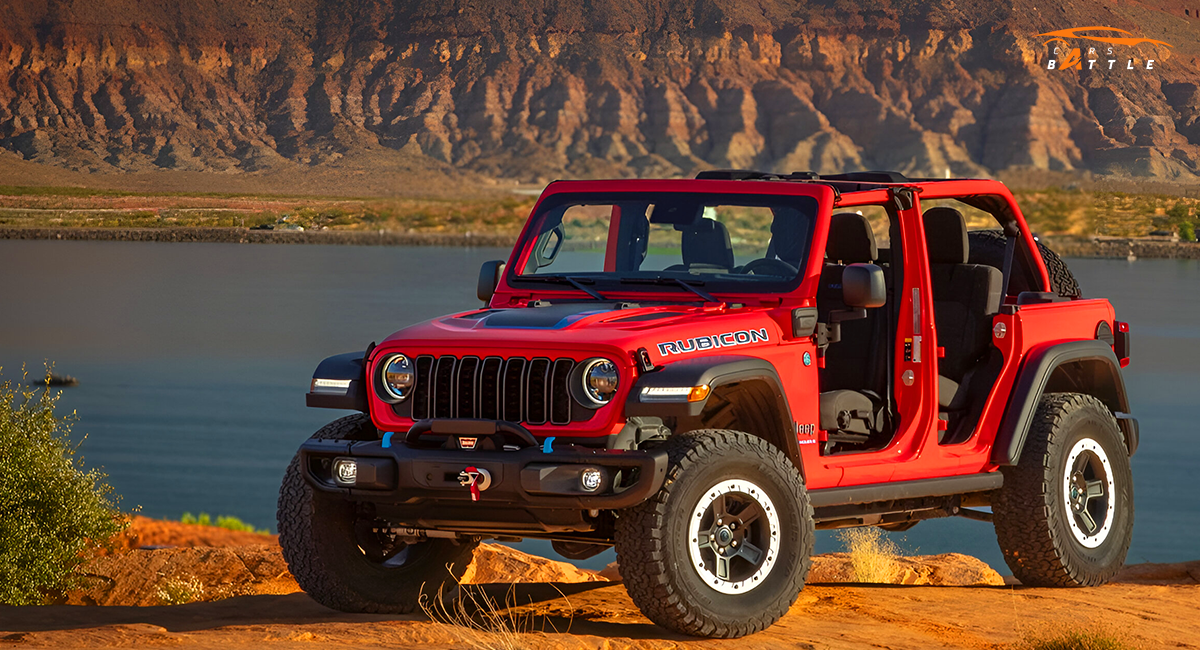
[{"x1": 922, "y1": 207, "x2": 1003, "y2": 412}]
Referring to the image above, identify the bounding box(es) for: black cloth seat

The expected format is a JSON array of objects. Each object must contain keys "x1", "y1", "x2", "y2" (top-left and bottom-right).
[
  {"x1": 817, "y1": 213, "x2": 888, "y2": 442},
  {"x1": 675, "y1": 218, "x2": 735, "y2": 272},
  {"x1": 922, "y1": 207, "x2": 1003, "y2": 410}
]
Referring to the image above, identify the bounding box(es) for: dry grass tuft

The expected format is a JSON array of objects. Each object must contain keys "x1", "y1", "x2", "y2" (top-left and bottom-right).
[
  {"x1": 1017, "y1": 625, "x2": 1141, "y2": 650},
  {"x1": 418, "y1": 571, "x2": 572, "y2": 650},
  {"x1": 837, "y1": 527, "x2": 902, "y2": 583}
]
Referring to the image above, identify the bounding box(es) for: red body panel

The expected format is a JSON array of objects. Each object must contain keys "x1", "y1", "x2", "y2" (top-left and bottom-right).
[{"x1": 365, "y1": 176, "x2": 1117, "y2": 491}]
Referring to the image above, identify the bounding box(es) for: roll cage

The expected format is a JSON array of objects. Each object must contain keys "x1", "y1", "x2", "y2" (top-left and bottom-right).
[{"x1": 490, "y1": 171, "x2": 1052, "y2": 308}]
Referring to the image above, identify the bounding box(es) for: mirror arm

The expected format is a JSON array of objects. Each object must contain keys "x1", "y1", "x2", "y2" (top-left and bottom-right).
[
  {"x1": 829, "y1": 308, "x2": 867, "y2": 325},
  {"x1": 815, "y1": 308, "x2": 868, "y2": 361}
]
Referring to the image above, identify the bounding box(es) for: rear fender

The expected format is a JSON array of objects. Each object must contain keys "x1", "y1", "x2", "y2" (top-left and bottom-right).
[
  {"x1": 992, "y1": 340, "x2": 1135, "y2": 465},
  {"x1": 625, "y1": 355, "x2": 801, "y2": 472}
]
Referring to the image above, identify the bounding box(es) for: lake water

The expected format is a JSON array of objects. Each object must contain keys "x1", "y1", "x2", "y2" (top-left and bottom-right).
[{"x1": 1, "y1": 239, "x2": 1197, "y2": 572}]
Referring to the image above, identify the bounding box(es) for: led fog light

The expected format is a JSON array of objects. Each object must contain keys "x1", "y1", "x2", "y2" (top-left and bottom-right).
[
  {"x1": 333, "y1": 458, "x2": 357, "y2": 486},
  {"x1": 580, "y1": 467, "x2": 603, "y2": 492}
]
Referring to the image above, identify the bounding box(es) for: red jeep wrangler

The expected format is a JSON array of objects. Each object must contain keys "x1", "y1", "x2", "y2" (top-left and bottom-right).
[{"x1": 279, "y1": 171, "x2": 1137, "y2": 638}]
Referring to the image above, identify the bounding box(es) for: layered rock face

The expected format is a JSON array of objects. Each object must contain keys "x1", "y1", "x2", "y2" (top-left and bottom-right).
[{"x1": 1, "y1": 0, "x2": 1198, "y2": 183}]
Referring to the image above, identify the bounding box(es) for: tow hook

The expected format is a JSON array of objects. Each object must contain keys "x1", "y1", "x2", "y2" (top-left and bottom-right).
[{"x1": 457, "y1": 466, "x2": 493, "y2": 501}]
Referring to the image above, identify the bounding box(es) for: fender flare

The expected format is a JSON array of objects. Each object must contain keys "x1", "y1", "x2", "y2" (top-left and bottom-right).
[
  {"x1": 625, "y1": 355, "x2": 801, "y2": 469},
  {"x1": 306, "y1": 350, "x2": 369, "y2": 412},
  {"x1": 992, "y1": 340, "x2": 1135, "y2": 466}
]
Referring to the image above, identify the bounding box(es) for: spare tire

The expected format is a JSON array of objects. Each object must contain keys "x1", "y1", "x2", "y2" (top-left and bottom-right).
[{"x1": 967, "y1": 229, "x2": 1081, "y2": 298}]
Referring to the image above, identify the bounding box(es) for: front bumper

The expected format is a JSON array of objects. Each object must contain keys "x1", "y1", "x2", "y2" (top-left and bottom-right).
[{"x1": 299, "y1": 418, "x2": 668, "y2": 535}]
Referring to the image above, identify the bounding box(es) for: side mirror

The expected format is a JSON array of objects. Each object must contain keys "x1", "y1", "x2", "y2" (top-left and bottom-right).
[
  {"x1": 477, "y1": 260, "x2": 506, "y2": 303},
  {"x1": 842, "y1": 263, "x2": 886, "y2": 309}
]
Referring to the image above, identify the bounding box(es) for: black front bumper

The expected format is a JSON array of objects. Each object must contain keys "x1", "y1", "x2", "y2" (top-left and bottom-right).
[{"x1": 299, "y1": 419, "x2": 668, "y2": 535}]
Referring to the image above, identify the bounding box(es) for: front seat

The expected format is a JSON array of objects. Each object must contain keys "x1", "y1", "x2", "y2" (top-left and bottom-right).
[
  {"x1": 922, "y1": 207, "x2": 1003, "y2": 412},
  {"x1": 817, "y1": 213, "x2": 888, "y2": 444},
  {"x1": 676, "y1": 218, "x2": 735, "y2": 272}
]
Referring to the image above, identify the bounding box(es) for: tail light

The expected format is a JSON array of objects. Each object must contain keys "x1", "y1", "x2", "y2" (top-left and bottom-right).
[{"x1": 1114, "y1": 321, "x2": 1130, "y2": 368}]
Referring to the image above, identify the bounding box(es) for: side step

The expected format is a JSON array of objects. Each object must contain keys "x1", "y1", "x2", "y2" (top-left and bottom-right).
[{"x1": 809, "y1": 472, "x2": 1003, "y2": 508}]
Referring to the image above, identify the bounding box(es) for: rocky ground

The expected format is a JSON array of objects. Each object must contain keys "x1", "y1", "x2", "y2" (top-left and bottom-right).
[{"x1": 0, "y1": 517, "x2": 1196, "y2": 649}]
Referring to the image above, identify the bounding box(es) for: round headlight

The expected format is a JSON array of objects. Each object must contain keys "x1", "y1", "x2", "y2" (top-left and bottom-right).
[
  {"x1": 581, "y1": 358, "x2": 619, "y2": 406},
  {"x1": 381, "y1": 354, "x2": 415, "y2": 401}
]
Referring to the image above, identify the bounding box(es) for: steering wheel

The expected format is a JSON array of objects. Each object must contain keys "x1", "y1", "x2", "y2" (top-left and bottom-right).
[{"x1": 739, "y1": 257, "x2": 799, "y2": 277}]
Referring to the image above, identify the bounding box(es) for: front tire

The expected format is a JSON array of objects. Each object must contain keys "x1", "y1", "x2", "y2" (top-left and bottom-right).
[
  {"x1": 993, "y1": 394, "x2": 1133, "y2": 586},
  {"x1": 277, "y1": 414, "x2": 478, "y2": 613},
  {"x1": 614, "y1": 430, "x2": 813, "y2": 638}
]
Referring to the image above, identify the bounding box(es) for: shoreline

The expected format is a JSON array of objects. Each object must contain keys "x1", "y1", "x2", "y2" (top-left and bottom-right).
[
  {"x1": 0, "y1": 226, "x2": 515, "y2": 248},
  {"x1": 1043, "y1": 236, "x2": 1200, "y2": 260},
  {"x1": 2, "y1": 227, "x2": 1199, "y2": 260}
]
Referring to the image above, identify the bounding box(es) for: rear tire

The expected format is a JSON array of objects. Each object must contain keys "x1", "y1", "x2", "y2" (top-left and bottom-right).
[
  {"x1": 968, "y1": 229, "x2": 1080, "y2": 297},
  {"x1": 992, "y1": 394, "x2": 1133, "y2": 586},
  {"x1": 277, "y1": 414, "x2": 478, "y2": 613},
  {"x1": 614, "y1": 430, "x2": 813, "y2": 638}
]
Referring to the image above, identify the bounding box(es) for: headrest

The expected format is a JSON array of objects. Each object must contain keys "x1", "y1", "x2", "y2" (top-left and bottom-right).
[
  {"x1": 923, "y1": 207, "x2": 969, "y2": 264},
  {"x1": 769, "y1": 209, "x2": 806, "y2": 266},
  {"x1": 826, "y1": 212, "x2": 877, "y2": 263},
  {"x1": 681, "y1": 219, "x2": 735, "y2": 269}
]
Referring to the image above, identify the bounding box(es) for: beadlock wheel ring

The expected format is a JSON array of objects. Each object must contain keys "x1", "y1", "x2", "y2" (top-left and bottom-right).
[
  {"x1": 1063, "y1": 437, "x2": 1116, "y2": 549},
  {"x1": 686, "y1": 478, "x2": 780, "y2": 595}
]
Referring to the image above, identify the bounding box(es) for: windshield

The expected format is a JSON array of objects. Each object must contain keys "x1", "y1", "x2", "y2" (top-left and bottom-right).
[{"x1": 511, "y1": 192, "x2": 818, "y2": 296}]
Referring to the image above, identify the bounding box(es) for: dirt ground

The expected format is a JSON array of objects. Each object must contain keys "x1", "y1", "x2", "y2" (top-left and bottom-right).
[
  {"x1": 2, "y1": 517, "x2": 1196, "y2": 649},
  {"x1": 4, "y1": 578, "x2": 1199, "y2": 649}
]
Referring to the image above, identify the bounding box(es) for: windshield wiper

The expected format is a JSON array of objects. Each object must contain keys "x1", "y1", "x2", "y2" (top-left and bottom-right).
[
  {"x1": 520, "y1": 275, "x2": 606, "y2": 300},
  {"x1": 620, "y1": 276, "x2": 719, "y2": 303}
]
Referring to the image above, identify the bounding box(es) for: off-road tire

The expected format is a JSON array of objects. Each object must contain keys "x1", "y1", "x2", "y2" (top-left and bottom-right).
[
  {"x1": 614, "y1": 430, "x2": 813, "y2": 638},
  {"x1": 968, "y1": 229, "x2": 1081, "y2": 297},
  {"x1": 277, "y1": 414, "x2": 478, "y2": 613},
  {"x1": 993, "y1": 394, "x2": 1133, "y2": 586}
]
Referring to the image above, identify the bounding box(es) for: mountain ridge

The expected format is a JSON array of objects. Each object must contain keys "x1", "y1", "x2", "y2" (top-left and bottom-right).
[{"x1": 2, "y1": 0, "x2": 1199, "y2": 186}]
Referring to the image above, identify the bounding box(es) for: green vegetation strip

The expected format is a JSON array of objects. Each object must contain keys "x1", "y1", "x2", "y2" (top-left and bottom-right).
[
  {"x1": 179, "y1": 512, "x2": 270, "y2": 535},
  {"x1": 0, "y1": 186, "x2": 1196, "y2": 243}
]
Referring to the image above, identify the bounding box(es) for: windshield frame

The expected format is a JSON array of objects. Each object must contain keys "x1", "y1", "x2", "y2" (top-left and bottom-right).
[{"x1": 503, "y1": 185, "x2": 828, "y2": 300}]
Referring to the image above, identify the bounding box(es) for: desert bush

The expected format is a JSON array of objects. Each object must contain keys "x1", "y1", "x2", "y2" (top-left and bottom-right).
[
  {"x1": 1018, "y1": 627, "x2": 1140, "y2": 650},
  {"x1": 1166, "y1": 201, "x2": 1191, "y2": 224},
  {"x1": 837, "y1": 527, "x2": 901, "y2": 583},
  {"x1": 0, "y1": 368, "x2": 124, "y2": 605},
  {"x1": 179, "y1": 511, "x2": 269, "y2": 534},
  {"x1": 156, "y1": 575, "x2": 205, "y2": 606},
  {"x1": 1180, "y1": 221, "x2": 1195, "y2": 243}
]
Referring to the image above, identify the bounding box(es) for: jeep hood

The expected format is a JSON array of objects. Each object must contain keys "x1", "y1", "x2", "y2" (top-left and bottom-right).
[{"x1": 377, "y1": 301, "x2": 783, "y2": 361}]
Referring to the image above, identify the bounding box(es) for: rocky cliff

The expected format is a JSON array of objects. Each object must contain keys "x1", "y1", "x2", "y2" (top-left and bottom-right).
[{"x1": 2, "y1": 0, "x2": 1199, "y2": 186}]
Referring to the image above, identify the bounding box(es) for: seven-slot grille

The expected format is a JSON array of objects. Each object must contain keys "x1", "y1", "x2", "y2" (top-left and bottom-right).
[{"x1": 409, "y1": 355, "x2": 578, "y2": 425}]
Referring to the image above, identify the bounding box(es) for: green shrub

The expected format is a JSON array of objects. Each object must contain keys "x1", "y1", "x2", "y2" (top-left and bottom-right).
[
  {"x1": 180, "y1": 511, "x2": 269, "y2": 535},
  {"x1": 1166, "y1": 201, "x2": 1190, "y2": 223},
  {"x1": 1180, "y1": 221, "x2": 1195, "y2": 243},
  {"x1": 0, "y1": 368, "x2": 123, "y2": 605}
]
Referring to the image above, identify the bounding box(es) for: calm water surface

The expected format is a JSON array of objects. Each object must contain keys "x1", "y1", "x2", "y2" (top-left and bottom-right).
[{"x1": 1, "y1": 240, "x2": 1196, "y2": 571}]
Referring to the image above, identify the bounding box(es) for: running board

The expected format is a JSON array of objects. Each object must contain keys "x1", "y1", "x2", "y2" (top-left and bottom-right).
[{"x1": 808, "y1": 473, "x2": 1004, "y2": 509}]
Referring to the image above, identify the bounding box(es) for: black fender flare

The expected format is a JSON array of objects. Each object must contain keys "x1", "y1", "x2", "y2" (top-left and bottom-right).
[
  {"x1": 625, "y1": 355, "x2": 801, "y2": 470},
  {"x1": 992, "y1": 340, "x2": 1136, "y2": 466},
  {"x1": 306, "y1": 350, "x2": 369, "y2": 412}
]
